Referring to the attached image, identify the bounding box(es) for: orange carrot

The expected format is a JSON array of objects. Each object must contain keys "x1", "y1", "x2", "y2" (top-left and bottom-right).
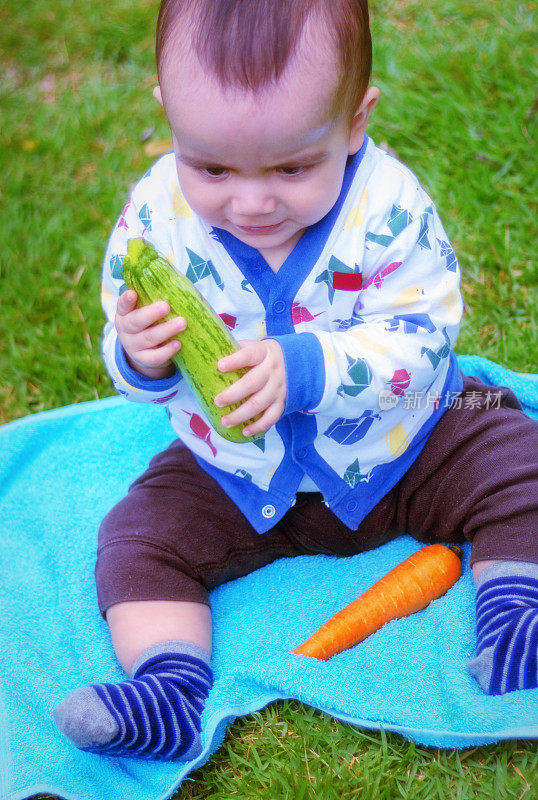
[{"x1": 294, "y1": 544, "x2": 462, "y2": 660}]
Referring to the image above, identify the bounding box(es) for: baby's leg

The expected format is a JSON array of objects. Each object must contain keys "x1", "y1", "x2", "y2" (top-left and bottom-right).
[
  {"x1": 53, "y1": 438, "x2": 301, "y2": 759},
  {"x1": 393, "y1": 374, "x2": 537, "y2": 695},
  {"x1": 468, "y1": 560, "x2": 538, "y2": 695},
  {"x1": 53, "y1": 599, "x2": 213, "y2": 760}
]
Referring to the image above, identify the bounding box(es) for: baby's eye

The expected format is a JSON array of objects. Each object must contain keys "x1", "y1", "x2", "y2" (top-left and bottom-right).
[
  {"x1": 200, "y1": 167, "x2": 229, "y2": 178},
  {"x1": 278, "y1": 165, "x2": 306, "y2": 176}
]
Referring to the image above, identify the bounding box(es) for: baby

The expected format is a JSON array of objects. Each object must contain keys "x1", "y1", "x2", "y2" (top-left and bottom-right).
[{"x1": 54, "y1": 0, "x2": 538, "y2": 761}]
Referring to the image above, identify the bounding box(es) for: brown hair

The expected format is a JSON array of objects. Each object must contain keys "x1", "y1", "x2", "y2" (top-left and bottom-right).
[{"x1": 156, "y1": 0, "x2": 372, "y2": 122}]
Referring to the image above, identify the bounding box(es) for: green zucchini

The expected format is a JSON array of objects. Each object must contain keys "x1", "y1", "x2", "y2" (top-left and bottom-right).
[{"x1": 122, "y1": 238, "x2": 258, "y2": 443}]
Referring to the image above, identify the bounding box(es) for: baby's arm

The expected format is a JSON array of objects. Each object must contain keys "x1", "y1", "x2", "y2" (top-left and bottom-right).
[{"x1": 299, "y1": 203, "x2": 463, "y2": 422}]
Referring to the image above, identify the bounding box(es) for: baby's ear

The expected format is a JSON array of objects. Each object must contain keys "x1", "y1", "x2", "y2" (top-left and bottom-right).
[
  {"x1": 153, "y1": 85, "x2": 164, "y2": 106},
  {"x1": 348, "y1": 87, "x2": 380, "y2": 154}
]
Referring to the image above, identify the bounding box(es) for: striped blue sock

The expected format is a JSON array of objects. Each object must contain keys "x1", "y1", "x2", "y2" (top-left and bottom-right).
[
  {"x1": 467, "y1": 562, "x2": 538, "y2": 695},
  {"x1": 53, "y1": 641, "x2": 213, "y2": 760}
]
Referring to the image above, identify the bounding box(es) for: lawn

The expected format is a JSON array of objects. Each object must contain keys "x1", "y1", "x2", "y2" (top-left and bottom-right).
[{"x1": 1, "y1": 0, "x2": 537, "y2": 797}]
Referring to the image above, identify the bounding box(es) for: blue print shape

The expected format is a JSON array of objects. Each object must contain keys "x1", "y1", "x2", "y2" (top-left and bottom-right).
[
  {"x1": 438, "y1": 239, "x2": 458, "y2": 272},
  {"x1": 334, "y1": 312, "x2": 365, "y2": 331},
  {"x1": 110, "y1": 253, "x2": 125, "y2": 280},
  {"x1": 185, "y1": 248, "x2": 224, "y2": 290},
  {"x1": 343, "y1": 458, "x2": 371, "y2": 487},
  {"x1": 138, "y1": 203, "x2": 152, "y2": 232},
  {"x1": 337, "y1": 354, "x2": 372, "y2": 397},
  {"x1": 420, "y1": 328, "x2": 451, "y2": 369},
  {"x1": 324, "y1": 410, "x2": 381, "y2": 445},
  {"x1": 365, "y1": 204, "x2": 413, "y2": 248},
  {"x1": 385, "y1": 313, "x2": 437, "y2": 334},
  {"x1": 417, "y1": 206, "x2": 433, "y2": 250}
]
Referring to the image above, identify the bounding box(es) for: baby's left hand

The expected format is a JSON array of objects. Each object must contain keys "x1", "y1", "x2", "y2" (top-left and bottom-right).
[{"x1": 215, "y1": 339, "x2": 286, "y2": 437}]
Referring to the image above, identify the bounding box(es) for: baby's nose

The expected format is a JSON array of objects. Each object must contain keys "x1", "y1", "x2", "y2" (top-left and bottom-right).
[{"x1": 230, "y1": 181, "x2": 277, "y2": 217}]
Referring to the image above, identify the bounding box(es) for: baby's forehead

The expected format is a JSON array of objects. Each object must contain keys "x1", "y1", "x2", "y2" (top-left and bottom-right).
[
  {"x1": 161, "y1": 48, "x2": 340, "y2": 160},
  {"x1": 160, "y1": 26, "x2": 341, "y2": 138}
]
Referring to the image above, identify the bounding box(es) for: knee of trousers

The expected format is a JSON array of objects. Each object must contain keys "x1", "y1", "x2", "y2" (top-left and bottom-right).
[{"x1": 94, "y1": 503, "x2": 211, "y2": 617}]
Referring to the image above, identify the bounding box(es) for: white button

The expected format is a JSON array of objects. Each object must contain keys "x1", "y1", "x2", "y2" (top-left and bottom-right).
[{"x1": 262, "y1": 504, "x2": 276, "y2": 519}]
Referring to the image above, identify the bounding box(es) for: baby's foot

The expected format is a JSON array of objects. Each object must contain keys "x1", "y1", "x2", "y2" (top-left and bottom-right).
[
  {"x1": 468, "y1": 561, "x2": 538, "y2": 695},
  {"x1": 53, "y1": 641, "x2": 213, "y2": 760}
]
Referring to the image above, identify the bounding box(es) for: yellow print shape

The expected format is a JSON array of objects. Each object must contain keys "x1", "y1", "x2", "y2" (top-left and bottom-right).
[
  {"x1": 384, "y1": 422, "x2": 409, "y2": 457},
  {"x1": 171, "y1": 181, "x2": 193, "y2": 218},
  {"x1": 344, "y1": 188, "x2": 368, "y2": 230},
  {"x1": 391, "y1": 286, "x2": 424, "y2": 310},
  {"x1": 349, "y1": 327, "x2": 390, "y2": 355}
]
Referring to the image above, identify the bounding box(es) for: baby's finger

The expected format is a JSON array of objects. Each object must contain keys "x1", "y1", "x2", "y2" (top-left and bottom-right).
[
  {"x1": 214, "y1": 365, "x2": 266, "y2": 408},
  {"x1": 217, "y1": 343, "x2": 263, "y2": 373},
  {"x1": 133, "y1": 315, "x2": 187, "y2": 350},
  {"x1": 219, "y1": 380, "x2": 277, "y2": 428},
  {"x1": 242, "y1": 401, "x2": 284, "y2": 436},
  {"x1": 133, "y1": 339, "x2": 181, "y2": 368},
  {"x1": 122, "y1": 301, "x2": 172, "y2": 334}
]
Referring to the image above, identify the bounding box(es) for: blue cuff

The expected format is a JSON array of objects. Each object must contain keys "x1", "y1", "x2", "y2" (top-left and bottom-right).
[
  {"x1": 271, "y1": 332, "x2": 325, "y2": 414},
  {"x1": 115, "y1": 337, "x2": 182, "y2": 391}
]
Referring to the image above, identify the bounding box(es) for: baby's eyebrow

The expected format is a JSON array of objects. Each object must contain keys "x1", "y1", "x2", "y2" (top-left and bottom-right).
[{"x1": 177, "y1": 150, "x2": 330, "y2": 169}]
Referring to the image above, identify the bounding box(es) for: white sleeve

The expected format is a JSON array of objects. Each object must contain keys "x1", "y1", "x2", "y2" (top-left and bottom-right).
[{"x1": 311, "y1": 202, "x2": 463, "y2": 416}]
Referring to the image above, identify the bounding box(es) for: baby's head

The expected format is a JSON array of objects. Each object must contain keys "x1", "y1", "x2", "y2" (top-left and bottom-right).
[{"x1": 154, "y1": 0, "x2": 379, "y2": 266}]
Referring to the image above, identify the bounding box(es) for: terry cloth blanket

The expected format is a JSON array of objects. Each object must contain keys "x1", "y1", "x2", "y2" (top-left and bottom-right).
[{"x1": 1, "y1": 354, "x2": 537, "y2": 800}]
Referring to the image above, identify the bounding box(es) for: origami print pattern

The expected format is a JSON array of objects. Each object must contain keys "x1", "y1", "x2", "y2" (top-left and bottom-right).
[
  {"x1": 151, "y1": 391, "x2": 179, "y2": 405},
  {"x1": 185, "y1": 248, "x2": 224, "y2": 290},
  {"x1": 234, "y1": 469, "x2": 253, "y2": 481},
  {"x1": 110, "y1": 253, "x2": 124, "y2": 280},
  {"x1": 118, "y1": 199, "x2": 131, "y2": 230},
  {"x1": 387, "y1": 369, "x2": 411, "y2": 396},
  {"x1": 420, "y1": 327, "x2": 451, "y2": 369},
  {"x1": 219, "y1": 312, "x2": 237, "y2": 330},
  {"x1": 138, "y1": 203, "x2": 152, "y2": 234},
  {"x1": 324, "y1": 410, "x2": 381, "y2": 445},
  {"x1": 385, "y1": 313, "x2": 437, "y2": 334},
  {"x1": 365, "y1": 204, "x2": 413, "y2": 248},
  {"x1": 315, "y1": 256, "x2": 362, "y2": 303},
  {"x1": 172, "y1": 184, "x2": 193, "y2": 218},
  {"x1": 337, "y1": 354, "x2": 372, "y2": 397},
  {"x1": 182, "y1": 410, "x2": 217, "y2": 457},
  {"x1": 417, "y1": 206, "x2": 434, "y2": 250},
  {"x1": 438, "y1": 239, "x2": 458, "y2": 272},
  {"x1": 343, "y1": 457, "x2": 372, "y2": 488},
  {"x1": 292, "y1": 302, "x2": 325, "y2": 325},
  {"x1": 363, "y1": 261, "x2": 402, "y2": 291},
  {"x1": 384, "y1": 421, "x2": 409, "y2": 457},
  {"x1": 344, "y1": 188, "x2": 368, "y2": 230},
  {"x1": 334, "y1": 312, "x2": 365, "y2": 331}
]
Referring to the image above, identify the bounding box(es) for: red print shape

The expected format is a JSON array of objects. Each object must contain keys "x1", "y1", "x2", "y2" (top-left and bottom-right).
[
  {"x1": 332, "y1": 272, "x2": 363, "y2": 291},
  {"x1": 291, "y1": 302, "x2": 325, "y2": 325},
  {"x1": 183, "y1": 410, "x2": 218, "y2": 456},
  {"x1": 219, "y1": 312, "x2": 237, "y2": 330}
]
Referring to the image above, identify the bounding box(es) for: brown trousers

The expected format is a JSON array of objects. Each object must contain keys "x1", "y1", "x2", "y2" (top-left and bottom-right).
[{"x1": 95, "y1": 373, "x2": 538, "y2": 614}]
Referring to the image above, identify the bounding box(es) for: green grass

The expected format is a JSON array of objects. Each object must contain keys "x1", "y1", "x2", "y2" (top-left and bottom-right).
[{"x1": 1, "y1": 0, "x2": 537, "y2": 796}]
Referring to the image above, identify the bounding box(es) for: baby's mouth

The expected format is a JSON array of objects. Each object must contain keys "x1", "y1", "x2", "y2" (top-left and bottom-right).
[{"x1": 234, "y1": 221, "x2": 284, "y2": 235}]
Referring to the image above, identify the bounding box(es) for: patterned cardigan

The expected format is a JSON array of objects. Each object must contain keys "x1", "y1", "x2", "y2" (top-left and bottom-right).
[{"x1": 101, "y1": 136, "x2": 464, "y2": 533}]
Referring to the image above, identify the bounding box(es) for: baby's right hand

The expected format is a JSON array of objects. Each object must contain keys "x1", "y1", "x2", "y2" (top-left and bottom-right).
[{"x1": 115, "y1": 290, "x2": 187, "y2": 379}]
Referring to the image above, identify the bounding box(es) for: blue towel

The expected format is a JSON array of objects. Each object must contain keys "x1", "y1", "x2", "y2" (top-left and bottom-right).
[{"x1": 1, "y1": 354, "x2": 537, "y2": 800}]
